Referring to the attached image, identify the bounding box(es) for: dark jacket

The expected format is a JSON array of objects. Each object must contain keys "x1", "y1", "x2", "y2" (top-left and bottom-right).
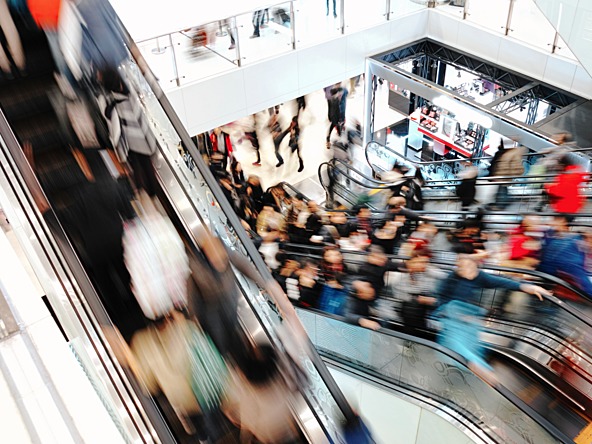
[
  {"x1": 437, "y1": 270, "x2": 522, "y2": 307},
  {"x1": 344, "y1": 291, "x2": 374, "y2": 325}
]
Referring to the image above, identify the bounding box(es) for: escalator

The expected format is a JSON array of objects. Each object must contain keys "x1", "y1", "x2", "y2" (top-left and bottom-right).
[
  {"x1": 282, "y1": 242, "x2": 592, "y2": 439},
  {"x1": 0, "y1": 7, "x2": 355, "y2": 444},
  {"x1": 297, "y1": 307, "x2": 577, "y2": 444}
]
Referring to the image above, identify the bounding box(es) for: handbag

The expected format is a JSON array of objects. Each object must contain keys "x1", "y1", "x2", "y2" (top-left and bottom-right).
[{"x1": 188, "y1": 325, "x2": 229, "y2": 413}]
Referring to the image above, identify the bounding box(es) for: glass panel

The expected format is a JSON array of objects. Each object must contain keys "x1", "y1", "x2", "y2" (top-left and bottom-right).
[
  {"x1": 343, "y1": 0, "x2": 387, "y2": 32},
  {"x1": 118, "y1": 59, "x2": 347, "y2": 442},
  {"x1": 508, "y1": 0, "x2": 556, "y2": 51},
  {"x1": 297, "y1": 308, "x2": 559, "y2": 444},
  {"x1": 294, "y1": 0, "x2": 342, "y2": 46},
  {"x1": 170, "y1": 22, "x2": 239, "y2": 86},
  {"x1": 235, "y1": 3, "x2": 293, "y2": 65},
  {"x1": 554, "y1": 34, "x2": 577, "y2": 60},
  {"x1": 136, "y1": 36, "x2": 179, "y2": 89},
  {"x1": 436, "y1": 0, "x2": 466, "y2": 19},
  {"x1": 136, "y1": 21, "x2": 240, "y2": 91},
  {"x1": 390, "y1": 0, "x2": 428, "y2": 17},
  {"x1": 465, "y1": 0, "x2": 511, "y2": 35}
]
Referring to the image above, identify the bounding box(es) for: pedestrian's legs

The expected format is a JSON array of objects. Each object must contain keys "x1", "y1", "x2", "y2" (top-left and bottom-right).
[
  {"x1": 273, "y1": 128, "x2": 290, "y2": 167},
  {"x1": 332, "y1": 0, "x2": 337, "y2": 17},
  {"x1": 251, "y1": 10, "x2": 262, "y2": 37},
  {"x1": 327, "y1": 121, "x2": 337, "y2": 143},
  {"x1": 0, "y1": 0, "x2": 25, "y2": 71}
]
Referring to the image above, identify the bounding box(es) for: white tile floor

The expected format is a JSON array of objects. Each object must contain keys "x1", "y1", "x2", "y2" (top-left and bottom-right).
[{"x1": 0, "y1": 225, "x2": 125, "y2": 444}]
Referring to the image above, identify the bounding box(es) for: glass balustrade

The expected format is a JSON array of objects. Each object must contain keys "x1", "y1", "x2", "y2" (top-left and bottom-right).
[{"x1": 297, "y1": 307, "x2": 561, "y2": 444}]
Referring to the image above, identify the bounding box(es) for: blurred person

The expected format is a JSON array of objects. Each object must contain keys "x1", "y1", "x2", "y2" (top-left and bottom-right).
[
  {"x1": 354, "y1": 245, "x2": 399, "y2": 297},
  {"x1": 222, "y1": 343, "x2": 300, "y2": 444},
  {"x1": 100, "y1": 67, "x2": 159, "y2": 197},
  {"x1": 432, "y1": 300, "x2": 496, "y2": 382},
  {"x1": 218, "y1": 172, "x2": 241, "y2": 213},
  {"x1": 288, "y1": 116, "x2": 304, "y2": 172},
  {"x1": 326, "y1": 83, "x2": 346, "y2": 147},
  {"x1": 258, "y1": 226, "x2": 283, "y2": 271},
  {"x1": 456, "y1": 161, "x2": 479, "y2": 210},
  {"x1": 286, "y1": 193, "x2": 308, "y2": 244},
  {"x1": 448, "y1": 218, "x2": 487, "y2": 256},
  {"x1": 128, "y1": 311, "x2": 211, "y2": 440},
  {"x1": 318, "y1": 211, "x2": 354, "y2": 244},
  {"x1": 263, "y1": 183, "x2": 291, "y2": 216},
  {"x1": 397, "y1": 250, "x2": 445, "y2": 331},
  {"x1": 352, "y1": 204, "x2": 374, "y2": 238},
  {"x1": 256, "y1": 203, "x2": 286, "y2": 238},
  {"x1": 327, "y1": 0, "x2": 337, "y2": 17},
  {"x1": 502, "y1": 216, "x2": 541, "y2": 270},
  {"x1": 437, "y1": 255, "x2": 551, "y2": 308},
  {"x1": 488, "y1": 139, "x2": 525, "y2": 210},
  {"x1": 295, "y1": 258, "x2": 322, "y2": 308},
  {"x1": 251, "y1": 10, "x2": 264, "y2": 38},
  {"x1": 545, "y1": 154, "x2": 587, "y2": 215},
  {"x1": 243, "y1": 114, "x2": 261, "y2": 166},
  {"x1": 386, "y1": 196, "x2": 426, "y2": 224},
  {"x1": 305, "y1": 200, "x2": 324, "y2": 238},
  {"x1": 371, "y1": 218, "x2": 403, "y2": 254},
  {"x1": 273, "y1": 251, "x2": 299, "y2": 292},
  {"x1": 0, "y1": 0, "x2": 25, "y2": 78},
  {"x1": 186, "y1": 230, "x2": 282, "y2": 361},
  {"x1": 210, "y1": 126, "x2": 233, "y2": 171},
  {"x1": 398, "y1": 222, "x2": 438, "y2": 257},
  {"x1": 319, "y1": 246, "x2": 349, "y2": 315},
  {"x1": 230, "y1": 157, "x2": 245, "y2": 187},
  {"x1": 245, "y1": 175, "x2": 264, "y2": 213},
  {"x1": 345, "y1": 281, "x2": 380, "y2": 330},
  {"x1": 269, "y1": 112, "x2": 290, "y2": 167},
  {"x1": 536, "y1": 216, "x2": 592, "y2": 296},
  {"x1": 28, "y1": 143, "x2": 146, "y2": 340},
  {"x1": 434, "y1": 256, "x2": 550, "y2": 381}
]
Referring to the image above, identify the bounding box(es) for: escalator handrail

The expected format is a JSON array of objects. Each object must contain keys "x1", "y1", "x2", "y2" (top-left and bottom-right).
[
  {"x1": 297, "y1": 306, "x2": 575, "y2": 444},
  {"x1": 281, "y1": 241, "x2": 592, "y2": 323},
  {"x1": 117, "y1": 16, "x2": 357, "y2": 426},
  {"x1": 365, "y1": 138, "x2": 592, "y2": 167}
]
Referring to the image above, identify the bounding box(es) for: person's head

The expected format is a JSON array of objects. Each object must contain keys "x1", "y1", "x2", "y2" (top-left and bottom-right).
[
  {"x1": 406, "y1": 250, "x2": 430, "y2": 273},
  {"x1": 354, "y1": 281, "x2": 375, "y2": 301},
  {"x1": 367, "y1": 245, "x2": 387, "y2": 266},
  {"x1": 308, "y1": 200, "x2": 319, "y2": 213},
  {"x1": 459, "y1": 218, "x2": 481, "y2": 236},
  {"x1": 356, "y1": 205, "x2": 371, "y2": 219},
  {"x1": 301, "y1": 258, "x2": 319, "y2": 274},
  {"x1": 455, "y1": 255, "x2": 479, "y2": 280},
  {"x1": 416, "y1": 223, "x2": 437, "y2": 239},
  {"x1": 323, "y1": 246, "x2": 343, "y2": 264},
  {"x1": 552, "y1": 215, "x2": 571, "y2": 232},
  {"x1": 241, "y1": 343, "x2": 279, "y2": 385},
  {"x1": 330, "y1": 211, "x2": 347, "y2": 225},
  {"x1": 247, "y1": 175, "x2": 260, "y2": 187},
  {"x1": 388, "y1": 196, "x2": 406, "y2": 210}
]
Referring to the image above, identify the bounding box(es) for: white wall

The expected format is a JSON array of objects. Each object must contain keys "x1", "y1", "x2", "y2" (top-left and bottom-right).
[
  {"x1": 166, "y1": 10, "x2": 429, "y2": 136},
  {"x1": 162, "y1": 8, "x2": 591, "y2": 137},
  {"x1": 426, "y1": 10, "x2": 592, "y2": 100}
]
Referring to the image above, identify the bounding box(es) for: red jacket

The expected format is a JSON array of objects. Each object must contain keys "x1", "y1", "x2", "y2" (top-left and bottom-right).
[
  {"x1": 545, "y1": 165, "x2": 587, "y2": 214},
  {"x1": 28, "y1": 0, "x2": 61, "y2": 30}
]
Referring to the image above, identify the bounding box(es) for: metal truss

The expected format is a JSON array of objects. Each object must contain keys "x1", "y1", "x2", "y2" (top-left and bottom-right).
[{"x1": 374, "y1": 39, "x2": 579, "y2": 111}]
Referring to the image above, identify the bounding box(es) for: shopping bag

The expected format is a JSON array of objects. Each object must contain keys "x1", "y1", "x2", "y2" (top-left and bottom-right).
[{"x1": 188, "y1": 325, "x2": 229, "y2": 413}]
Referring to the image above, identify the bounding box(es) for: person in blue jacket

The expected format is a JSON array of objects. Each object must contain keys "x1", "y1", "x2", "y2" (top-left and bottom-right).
[
  {"x1": 435, "y1": 255, "x2": 551, "y2": 378},
  {"x1": 536, "y1": 215, "x2": 592, "y2": 296}
]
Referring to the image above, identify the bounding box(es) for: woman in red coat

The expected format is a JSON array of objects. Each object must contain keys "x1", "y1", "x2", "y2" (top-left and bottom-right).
[{"x1": 545, "y1": 156, "x2": 587, "y2": 215}]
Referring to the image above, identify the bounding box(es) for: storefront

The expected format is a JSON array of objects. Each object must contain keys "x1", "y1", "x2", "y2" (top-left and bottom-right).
[{"x1": 366, "y1": 38, "x2": 585, "y2": 167}]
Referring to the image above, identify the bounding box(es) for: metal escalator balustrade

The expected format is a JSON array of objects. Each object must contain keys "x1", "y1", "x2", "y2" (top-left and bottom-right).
[
  {"x1": 296, "y1": 307, "x2": 572, "y2": 444},
  {"x1": 281, "y1": 243, "x2": 592, "y2": 406},
  {"x1": 115, "y1": 16, "x2": 364, "y2": 443}
]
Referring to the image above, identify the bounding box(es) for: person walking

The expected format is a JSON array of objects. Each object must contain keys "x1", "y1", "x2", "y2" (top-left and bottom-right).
[{"x1": 251, "y1": 10, "x2": 264, "y2": 38}]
